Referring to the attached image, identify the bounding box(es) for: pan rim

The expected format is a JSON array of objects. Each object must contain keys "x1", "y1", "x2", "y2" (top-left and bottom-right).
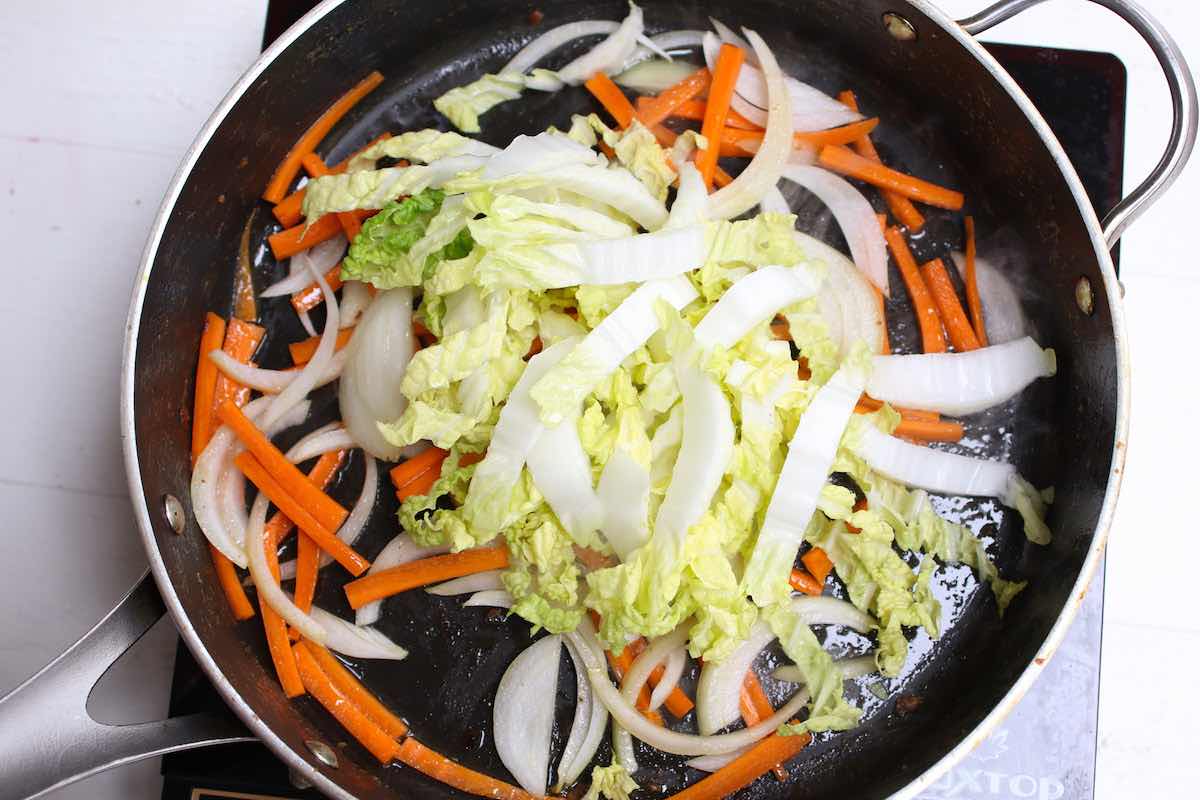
[{"x1": 119, "y1": 1, "x2": 1129, "y2": 798}]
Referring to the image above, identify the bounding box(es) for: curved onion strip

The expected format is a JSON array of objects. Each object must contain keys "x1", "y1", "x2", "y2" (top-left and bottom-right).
[
  {"x1": 686, "y1": 749, "x2": 748, "y2": 772},
  {"x1": 759, "y1": 183, "x2": 789, "y2": 214},
  {"x1": 261, "y1": 265, "x2": 339, "y2": 430},
  {"x1": 697, "y1": 622, "x2": 775, "y2": 734},
  {"x1": 949, "y1": 251, "x2": 1030, "y2": 344},
  {"x1": 297, "y1": 309, "x2": 318, "y2": 338},
  {"x1": 865, "y1": 336, "x2": 1056, "y2": 416},
  {"x1": 694, "y1": 264, "x2": 821, "y2": 349},
  {"x1": 287, "y1": 425, "x2": 356, "y2": 463},
  {"x1": 209, "y1": 348, "x2": 347, "y2": 394},
  {"x1": 625, "y1": 29, "x2": 705, "y2": 66},
  {"x1": 261, "y1": 235, "x2": 345, "y2": 297},
  {"x1": 355, "y1": 534, "x2": 450, "y2": 626},
  {"x1": 245, "y1": 493, "x2": 326, "y2": 642},
  {"x1": 316, "y1": 453, "x2": 378, "y2": 569},
  {"x1": 567, "y1": 620, "x2": 809, "y2": 755},
  {"x1": 613, "y1": 723, "x2": 639, "y2": 774},
  {"x1": 855, "y1": 425, "x2": 1015, "y2": 498},
  {"x1": 339, "y1": 279, "x2": 373, "y2": 329},
  {"x1": 308, "y1": 605, "x2": 408, "y2": 660},
  {"x1": 557, "y1": 4, "x2": 644, "y2": 85},
  {"x1": 494, "y1": 635, "x2": 562, "y2": 795},
  {"x1": 782, "y1": 165, "x2": 889, "y2": 295},
  {"x1": 426, "y1": 569, "x2": 506, "y2": 596},
  {"x1": 773, "y1": 654, "x2": 876, "y2": 684},
  {"x1": 557, "y1": 637, "x2": 609, "y2": 790},
  {"x1": 463, "y1": 589, "x2": 515, "y2": 608},
  {"x1": 708, "y1": 29, "x2": 793, "y2": 220},
  {"x1": 503, "y1": 20, "x2": 620, "y2": 75},
  {"x1": 614, "y1": 58, "x2": 702, "y2": 93},
  {"x1": 794, "y1": 230, "x2": 886, "y2": 355},
  {"x1": 615, "y1": 625, "x2": 690, "y2": 767},
  {"x1": 339, "y1": 288, "x2": 416, "y2": 460},
  {"x1": 790, "y1": 595, "x2": 875, "y2": 633},
  {"x1": 216, "y1": 454, "x2": 249, "y2": 550},
  {"x1": 648, "y1": 644, "x2": 688, "y2": 712}
]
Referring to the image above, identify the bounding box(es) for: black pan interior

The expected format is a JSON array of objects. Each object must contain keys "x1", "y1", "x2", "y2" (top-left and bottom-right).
[{"x1": 131, "y1": 1, "x2": 1119, "y2": 798}]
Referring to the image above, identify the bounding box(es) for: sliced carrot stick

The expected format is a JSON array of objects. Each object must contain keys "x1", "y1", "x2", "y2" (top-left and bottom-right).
[
  {"x1": 895, "y1": 418, "x2": 965, "y2": 442},
  {"x1": 268, "y1": 210, "x2": 372, "y2": 261},
  {"x1": 191, "y1": 313, "x2": 227, "y2": 462},
  {"x1": 301, "y1": 153, "x2": 365, "y2": 241},
  {"x1": 854, "y1": 395, "x2": 940, "y2": 422},
  {"x1": 272, "y1": 132, "x2": 394, "y2": 226},
  {"x1": 210, "y1": 545, "x2": 255, "y2": 620},
  {"x1": 396, "y1": 737, "x2": 535, "y2": 800},
  {"x1": 884, "y1": 227, "x2": 947, "y2": 353},
  {"x1": 217, "y1": 400, "x2": 349, "y2": 532},
  {"x1": 293, "y1": 643, "x2": 400, "y2": 762},
  {"x1": 717, "y1": 118, "x2": 882, "y2": 157},
  {"x1": 389, "y1": 447, "x2": 449, "y2": 492},
  {"x1": 264, "y1": 449, "x2": 346, "y2": 548},
  {"x1": 585, "y1": 72, "x2": 637, "y2": 128},
  {"x1": 344, "y1": 547, "x2": 508, "y2": 609},
  {"x1": 801, "y1": 548, "x2": 834, "y2": 585},
  {"x1": 788, "y1": 569, "x2": 823, "y2": 597},
  {"x1": 668, "y1": 729, "x2": 813, "y2": 800},
  {"x1": 696, "y1": 43, "x2": 745, "y2": 188},
  {"x1": 741, "y1": 671, "x2": 775, "y2": 724},
  {"x1": 288, "y1": 327, "x2": 355, "y2": 365},
  {"x1": 640, "y1": 97, "x2": 760, "y2": 130},
  {"x1": 634, "y1": 67, "x2": 712, "y2": 128},
  {"x1": 299, "y1": 640, "x2": 409, "y2": 737},
  {"x1": 837, "y1": 91, "x2": 926, "y2": 232},
  {"x1": 920, "y1": 258, "x2": 981, "y2": 353},
  {"x1": 396, "y1": 469, "x2": 441, "y2": 502},
  {"x1": 290, "y1": 264, "x2": 344, "y2": 314},
  {"x1": 292, "y1": 449, "x2": 348, "y2": 614},
  {"x1": 262, "y1": 523, "x2": 304, "y2": 697},
  {"x1": 212, "y1": 318, "x2": 266, "y2": 412},
  {"x1": 263, "y1": 71, "x2": 385, "y2": 204},
  {"x1": 819, "y1": 145, "x2": 964, "y2": 211},
  {"x1": 963, "y1": 216, "x2": 988, "y2": 346}
]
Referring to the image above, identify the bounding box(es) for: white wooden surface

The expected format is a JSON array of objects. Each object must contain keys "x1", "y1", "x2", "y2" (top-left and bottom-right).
[{"x1": 0, "y1": 1, "x2": 1196, "y2": 797}]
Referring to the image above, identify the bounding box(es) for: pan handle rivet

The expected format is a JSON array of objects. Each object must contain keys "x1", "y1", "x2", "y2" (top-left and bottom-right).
[
  {"x1": 306, "y1": 739, "x2": 339, "y2": 768},
  {"x1": 163, "y1": 494, "x2": 185, "y2": 534},
  {"x1": 882, "y1": 12, "x2": 918, "y2": 41},
  {"x1": 1075, "y1": 276, "x2": 1095, "y2": 315}
]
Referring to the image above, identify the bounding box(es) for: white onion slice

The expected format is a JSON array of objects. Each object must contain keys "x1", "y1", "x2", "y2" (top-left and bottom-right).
[
  {"x1": 708, "y1": 29, "x2": 794, "y2": 220},
  {"x1": 781, "y1": 165, "x2": 889, "y2": 296},
  {"x1": 298, "y1": 310, "x2": 318, "y2": 338},
  {"x1": 503, "y1": 20, "x2": 619, "y2": 75},
  {"x1": 614, "y1": 626, "x2": 690, "y2": 771},
  {"x1": 339, "y1": 288, "x2": 415, "y2": 461},
  {"x1": 625, "y1": 29, "x2": 705, "y2": 67},
  {"x1": 326, "y1": 454, "x2": 376, "y2": 562},
  {"x1": 557, "y1": 4, "x2": 644, "y2": 85},
  {"x1": 697, "y1": 622, "x2": 775, "y2": 734},
  {"x1": 355, "y1": 534, "x2": 450, "y2": 626},
  {"x1": 261, "y1": 235, "x2": 345, "y2": 297},
  {"x1": 464, "y1": 589, "x2": 515, "y2": 609},
  {"x1": 686, "y1": 750, "x2": 747, "y2": 772},
  {"x1": 854, "y1": 425, "x2": 1016, "y2": 498},
  {"x1": 949, "y1": 251, "x2": 1030, "y2": 344},
  {"x1": 287, "y1": 425, "x2": 356, "y2": 463},
  {"x1": 308, "y1": 605, "x2": 408, "y2": 660},
  {"x1": 773, "y1": 654, "x2": 877, "y2": 684},
  {"x1": 494, "y1": 635, "x2": 562, "y2": 795},
  {"x1": 759, "y1": 184, "x2": 790, "y2": 214},
  {"x1": 865, "y1": 336, "x2": 1056, "y2": 416},
  {"x1": 790, "y1": 595, "x2": 875, "y2": 633},
  {"x1": 648, "y1": 645, "x2": 687, "y2": 712},
  {"x1": 245, "y1": 493, "x2": 326, "y2": 642},
  {"x1": 261, "y1": 265, "x2": 339, "y2": 431},
  {"x1": 694, "y1": 264, "x2": 821, "y2": 349},
  {"x1": 209, "y1": 348, "x2": 347, "y2": 394},
  {"x1": 426, "y1": 569, "x2": 505, "y2": 596},
  {"x1": 557, "y1": 637, "x2": 609, "y2": 790},
  {"x1": 794, "y1": 231, "x2": 886, "y2": 356},
  {"x1": 614, "y1": 58, "x2": 701, "y2": 93},
  {"x1": 526, "y1": 399, "x2": 605, "y2": 544}
]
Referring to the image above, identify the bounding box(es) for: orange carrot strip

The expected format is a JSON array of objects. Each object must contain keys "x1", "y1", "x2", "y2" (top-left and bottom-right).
[
  {"x1": 634, "y1": 67, "x2": 712, "y2": 127},
  {"x1": 344, "y1": 548, "x2": 508, "y2": 609},
  {"x1": 209, "y1": 545, "x2": 255, "y2": 620},
  {"x1": 288, "y1": 326, "x2": 355, "y2": 365},
  {"x1": 741, "y1": 671, "x2": 775, "y2": 724},
  {"x1": 293, "y1": 642, "x2": 400, "y2": 762},
  {"x1": 920, "y1": 258, "x2": 982, "y2": 352},
  {"x1": 718, "y1": 118, "x2": 882, "y2": 157},
  {"x1": 585, "y1": 72, "x2": 637, "y2": 128},
  {"x1": 606, "y1": 643, "x2": 666, "y2": 726},
  {"x1": 884, "y1": 227, "x2": 947, "y2": 353},
  {"x1": 299, "y1": 640, "x2": 408, "y2": 737},
  {"x1": 218, "y1": 400, "x2": 349, "y2": 532},
  {"x1": 301, "y1": 152, "x2": 365, "y2": 241},
  {"x1": 235, "y1": 451, "x2": 368, "y2": 576},
  {"x1": 191, "y1": 313, "x2": 227, "y2": 462},
  {"x1": 396, "y1": 469, "x2": 440, "y2": 502},
  {"x1": 640, "y1": 97, "x2": 760, "y2": 130},
  {"x1": 801, "y1": 548, "x2": 834, "y2": 585},
  {"x1": 290, "y1": 264, "x2": 344, "y2": 314},
  {"x1": 396, "y1": 737, "x2": 535, "y2": 800},
  {"x1": 263, "y1": 71, "x2": 385, "y2": 204},
  {"x1": 854, "y1": 395, "x2": 941, "y2": 423},
  {"x1": 667, "y1": 730, "x2": 813, "y2": 800},
  {"x1": 819, "y1": 145, "x2": 964, "y2": 211},
  {"x1": 264, "y1": 449, "x2": 345, "y2": 548},
  {"x1": 212, "y1": 318, "x2": 265, "y2": 412},
  {"x1": 272, "y1": 132, "x2": 394, "y2": 226},
  {"x1": 646, "y1": 663, "x2": 695, "y2": 718},
  {"x1": 837, "y1": 91, "x2": 926, "y2": 231},
  {"x1": 390, "y1": 447, "x2": 449, "y2": 491},
  {"x1": 262, "y1": 521, "x2": 304, "y2": 697},
  {"x1": 894, "y1": 418, "x2": 965, "y2": 442},
  {"x1": 269, "y1": 210, "x2": 372, "y2": 261},
  {"x1": 788, "y1": 569, "x2": 823, "y2": 597},
  {"x1": 696, "y1": 43, "x2": 745, "y2": 188},
  {"x1": 292, "y1": 449, "x2": 348, "y2": 614},
  {"x1": 963, "y1": 216, "x2": 988, "y2": 346}
]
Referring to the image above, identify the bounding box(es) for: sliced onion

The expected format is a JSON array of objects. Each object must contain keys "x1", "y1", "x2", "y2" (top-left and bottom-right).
[
  {"x1": 339, "y1": 288, "x2": 415, "y2": 460},
  {"x1": 339, "y1": 279, "x2": 372, "y2": 329},
  {"x1": 782, "y1": 165, "x2": 889, "y2": 295},
  {"x1": 494, "y1": 635, "x2": 562, "y2": 795},
  {"x1": 790, "y1": 595, "x2": 875, "y2": 632},
  {"x1": 427, "y1": 569, "x2": 505, "y2": 596},
  {"x1": 298, "y1": 309, "x2": 318, "y2": 337},
  {"x1": 759, "y1": 183, "x2": 789, "y2": 214},
  {"x1": 625, "y1": 29, "x2": 705, "y2": 67},
  {"x1": 687, "y1": 750, "x2": 747, "y2": 772},
  {"x1": 321, "y1": 453, "x2": 377, "y2": 566},
  {"x1": 949, "y1": 251, "x2": 1029, "y2": 344},
  {"x1": 288, "y1": 424, "x2": 356, "y2": 463},
  {"x1": 773, "y1": 654, "x2": 877, "y2": 684},
  {"x1": 854, "y1": 425, "x2": 1016, "y2": 498},
  {"x1": 613, "y1": 722, "x2": 639, "y2": 775},
  {"x1": 617, "y1": 625, "x2": 690, "y2": 760},
  {"x1": 209, "y1": 348, "x2": 347, "y2": 394},
  {"x1": 694, "y1": 264, "x2": 821, "y2": 349},
  {"x1": 614, "y1": 58, "x2": 702, "y2": 93},
  {"x1": 865, "y1": 336, "x2": 1056, "y2": 416},
  {"x1": 697, "y1": 622, "x2": 775, "y2": 734},
  {"x1": 708, "y1": 29, "x2": 793, "y2": 220},
  {"x1": 503, "y1": 21, "x2": 619, "y2": 75},
  {"x1": 261, "y1": 235, "x2": 345, "y2": 297},
  {"x1": 556, "y1": 637, "x2": 609, "y2": 790},
  {"x1": 245, "y1": 493, "x2": 326, "y2": 642},
  {"x1": 260, "y1": 264, "x2": 339, "y2": 431},
  {"x1": 464, "y1": 589, "x2": 515, "y2": 608},
  {"x1": 795, "y1": 231, "x2": 886, "y2": 356},
  {"x1": 557, "y1": 4, "x2": 644, "y2": 85},
  {"x1": 308, "y1": 605, "x2": 408, "y2": 660},
  {"x1": 355, "y1": 534, "x2": 450, "y2": 626},
  {"x1": 648, "y1": 643, "x2": 688, "y2": 712}
]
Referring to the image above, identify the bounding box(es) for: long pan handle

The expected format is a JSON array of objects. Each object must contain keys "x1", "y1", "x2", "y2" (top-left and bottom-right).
[
  {"x1": 0, "y1": 573, "x2": 253, "y2": 800},
  {"x1": 960, "y1": 0, "x2": 1198, "y2": 249}
]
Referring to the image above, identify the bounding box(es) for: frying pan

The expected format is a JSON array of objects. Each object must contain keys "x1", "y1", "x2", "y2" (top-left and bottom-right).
[{"x1": 1, "y1": 0, "x2": 1194, "y2": 798}]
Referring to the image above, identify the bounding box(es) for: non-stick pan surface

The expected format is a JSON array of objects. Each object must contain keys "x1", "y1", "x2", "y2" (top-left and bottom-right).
[{"x1": 120, "y1": 0, "x2": 1162, "y2": 797}]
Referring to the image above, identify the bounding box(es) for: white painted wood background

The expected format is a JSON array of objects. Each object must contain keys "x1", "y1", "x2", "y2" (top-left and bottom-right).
[{"x1": 0, "y1": 1, "x2": 1195, "y2": 797}]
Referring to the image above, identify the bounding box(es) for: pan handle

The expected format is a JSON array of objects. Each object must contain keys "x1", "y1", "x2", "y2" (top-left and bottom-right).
[
  {"x1": 0, "y1": 574, "x2": 253, "y2": 800},
  {"x1": 959, "y1": 0, "x2": 1198, "y2": 248}
]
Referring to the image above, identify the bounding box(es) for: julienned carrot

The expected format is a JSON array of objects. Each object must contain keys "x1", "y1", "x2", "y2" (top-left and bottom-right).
[
  {"x1": 584, "y1": 72, "x2": 636, "y2": 128},
  {"x1": 819, "y1": 145, "x2": 964, "y2": 211},
  {"x1": 344, "y1": 547, "x2": 508, "y2": 609},
  {"x1": 854, "y1": 395, "x2": 940, "y2": 423},
  {"x1": 299, "y1": 640, "x2": 409, "y2": 737},
  {"x1": 396, "y1": 737, "x2": 535, "y2": 800},
  {"x1": 292, "y1": 643, "x2": 401, "y2": 762},
  {"x1": 301, "y1": 153, "x2": 365, "y2": 241},
  {"x1": 696, "y1": 43, "x2": 745, "y2": 188},
  {"x1": 389, "y1": 447, "x2": 449, "y2": 491},
  {"x1": 837, "y1": 91, "x2": 926, "y2": 232},
  {"x1": 634, "y1": 67, "x2": 712, "y2": 128},
  {"x1": 894, "y1": 417, "x2": 965, "y2": 443},
  {"x1": 668, "y1": 730, "x2": 813, "y2": 800},
  {"x1": 212, "y1": 318, "x2": 266, "y2": 412},
  {"x1": 217, "y1": 400, "x2": 349, "y2": 532},
  {"x1": 920, "y1": 258, "x2": 982, "y2": 353},
  {"x1": 263, "y1": 525, "x2": 304, "y2": 697},
  {"x1": 191, "y1": 313, "x2": 226, "y2": 462},
  {"x1": 396, "y1": 469, "x2": 440, "y2": 502},
  {"x1": 210, "y1": 545, "x2": 255, "y2": 620},
  {"x1": 884, "y1": 227, "x2": 947, "y2": 353},
  {"x1": 264, "y1": 449, "x2": 347, "y2": 547},
  {"x1": 272, "y1": 132, "x2": 394, "y2": 226},
  {"x1": 801, "y1": 547, "x2": 834, "y2": 585},
  {"x1": 963, "y1": 216, "x2": 988, "y2": 346},
  {"x1": 741, "y1": 671, "x2": 775, "y2": 724},
  {"x1": 789, "y1": 569, "x2": 823, "y2": 597},
  {"x1": 263, "y1": 71, "x2": 385, "y2": 204},
  {"x1": 291, "y1": 264, "x2": 344, "y2": 314},
  {"x1": 717, "y1": 118, "x2": 882, "y2": 157},
  {"x1": 638, "y1": 97, "x2": 760, "y2": 130},
  {"x1": 289, "y1": 327, "x2": 355, "y2": 365},
  {"x1": 235, "y1": 451, "x2": 369, "y2": 576},
  {"x1": 268, "y1": 211, "x2": 372, "y2": 261},
  {"x1": 292, "y1": 449, "x2": 349, "y2": 614}
]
